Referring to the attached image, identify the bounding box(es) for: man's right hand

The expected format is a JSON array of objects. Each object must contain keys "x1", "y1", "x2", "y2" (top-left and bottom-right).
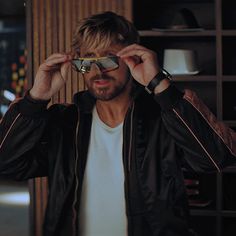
[{"x1": 30, "y1": 53, "x2": 72, "y2": 101}]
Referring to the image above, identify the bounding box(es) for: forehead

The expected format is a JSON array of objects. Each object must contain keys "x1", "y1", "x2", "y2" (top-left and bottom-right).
[{"x1": 80, "y1": 44, "x2": 125, "y2": 57}]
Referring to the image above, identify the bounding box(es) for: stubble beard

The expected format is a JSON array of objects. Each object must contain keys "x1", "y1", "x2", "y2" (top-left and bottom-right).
[{"x1": 86, "y1": 73, "x2": 131, "y2": 101}]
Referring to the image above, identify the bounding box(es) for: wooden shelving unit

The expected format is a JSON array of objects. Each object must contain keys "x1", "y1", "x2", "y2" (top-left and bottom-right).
[{"x1": 130, "y1": 0, "x2": 236, "y2": 235}]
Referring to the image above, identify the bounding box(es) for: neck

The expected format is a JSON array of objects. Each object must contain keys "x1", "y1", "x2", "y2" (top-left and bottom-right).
[{"x1": 95, "y1": 86, "x2": 132, "y2": 128}]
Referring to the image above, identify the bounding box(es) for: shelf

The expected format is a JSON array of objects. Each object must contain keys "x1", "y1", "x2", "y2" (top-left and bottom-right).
[
  {"x1": 132, "y1": 0, "x2": 236, "y2": 235},
  {"x1": 223, "y1": 121, "x2": 236, "y2": 127},
  {"x1": 139, "y1": 30, "x2": 216, "y2": 37},
  {"x1": 172, "y1": 75, "x2": 216, "y2": 82},
  {"x1": 222, "y1": 30, "x2": 236, "y2": 36},
  {"x1": 133, "y1": 1, "x2": 215, "y2": 30},
  {"x1": 140, "y1": 37, "x2": 216, "y2": 75},
  {"x1": 222, "y1": 76, "x2": 236, "y2": 82},
  {"x1": 222, "y1": 211, "x2": 236, "y2": 217}
]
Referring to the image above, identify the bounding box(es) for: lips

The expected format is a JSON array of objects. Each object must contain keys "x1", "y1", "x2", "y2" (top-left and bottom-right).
[
  {"x1": 96, "y1": 80, "x2": 109, "y2": 84},
  {"x1": 93, "y1": 78, "x2": 112, "y2": 85},
  {"x1": 93, "y1": 79, "x2": 111, "y2": 86}
]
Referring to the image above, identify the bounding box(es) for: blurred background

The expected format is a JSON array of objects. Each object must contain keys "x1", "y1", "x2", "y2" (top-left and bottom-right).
[{"x1": 0, "y1": 1, "x2": 29, "y2": 236}]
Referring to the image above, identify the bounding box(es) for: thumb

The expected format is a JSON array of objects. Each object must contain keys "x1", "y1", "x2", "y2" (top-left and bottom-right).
[
  {"x1": 122, "y1": 57, "x2": 137, "y2": 71},
  {"x1": 122, "y1": 56, "x2": 141, "y2": 72}
]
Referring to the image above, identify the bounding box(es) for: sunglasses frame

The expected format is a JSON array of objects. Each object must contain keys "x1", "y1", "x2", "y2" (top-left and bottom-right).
[{"x1": 71, "y1": 56, "x2": 119, "y2": 74}]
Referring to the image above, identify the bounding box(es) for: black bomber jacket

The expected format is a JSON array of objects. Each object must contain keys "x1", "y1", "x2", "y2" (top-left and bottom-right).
[{"x1": 0, "y1": 84, "x2": 236, "y2": 236}]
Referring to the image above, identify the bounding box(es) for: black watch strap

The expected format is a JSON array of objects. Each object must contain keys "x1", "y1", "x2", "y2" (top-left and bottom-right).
[{"x1": 145, "y1": 69, "x2": 172, "y2": 94}]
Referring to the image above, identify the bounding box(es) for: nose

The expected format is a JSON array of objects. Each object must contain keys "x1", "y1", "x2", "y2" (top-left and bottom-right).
[{"x1": 91, "y1": 62, "x2": 103, "y2": 74}]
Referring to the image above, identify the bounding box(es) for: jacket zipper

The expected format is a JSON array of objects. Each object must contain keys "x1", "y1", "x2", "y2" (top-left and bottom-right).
[
  {"x1": 72, "y1": 109, "x2": 80, "y2": 236},
  {"x1": 71, "y1": 102, "x2": 135, "y2": 235},
  {"x1": 128, "y1": 103, "x2": 135, "y2": 172},
  {"x1": 123, "y1": 102, "x2": 135, "y2": 236}
]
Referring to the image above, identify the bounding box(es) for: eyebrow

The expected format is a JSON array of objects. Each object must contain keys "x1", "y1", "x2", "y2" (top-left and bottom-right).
[
  {"x1": 74, "y1": 56, "x2": 118, "y2": 60},
  {"x1": 82, "y1": 50, "x2": 117, "y2": 57}
]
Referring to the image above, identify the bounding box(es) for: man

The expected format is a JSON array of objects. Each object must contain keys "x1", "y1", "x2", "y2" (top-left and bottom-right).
[{"x1": 0, "y1": 11, "x2": 235, "y2": 236}]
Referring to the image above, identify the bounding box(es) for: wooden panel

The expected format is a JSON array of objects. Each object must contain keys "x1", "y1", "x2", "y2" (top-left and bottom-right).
[{"x1": 26, "y1": 0, "x2": 133, "y2": 235}]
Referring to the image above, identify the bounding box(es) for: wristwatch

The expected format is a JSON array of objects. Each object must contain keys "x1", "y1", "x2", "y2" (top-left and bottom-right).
[{"x1": 145, "y1": 69, "x2": 172, "y2": 94}]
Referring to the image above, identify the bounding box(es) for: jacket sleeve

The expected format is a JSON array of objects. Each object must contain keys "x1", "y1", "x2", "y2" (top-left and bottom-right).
[
  {"x1": 0, "y1": 93, "x2": 52, "y2": 180},
  {"x1": 154, "y1": 85, "x2": 236, "y2": 173}
]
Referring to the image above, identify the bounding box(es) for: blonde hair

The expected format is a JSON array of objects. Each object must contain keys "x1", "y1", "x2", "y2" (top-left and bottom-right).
[{"x1": 72, "y1": 11, "x2": 140, "y2": 55}]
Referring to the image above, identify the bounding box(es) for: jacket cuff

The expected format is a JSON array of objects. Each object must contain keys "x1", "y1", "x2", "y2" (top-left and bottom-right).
[
  {"x1": 18, "y1": 91, "x2": 51, "y2": 116},
  {"x1": 154, "y1": 85, "x2": 184, "y2": 110}
]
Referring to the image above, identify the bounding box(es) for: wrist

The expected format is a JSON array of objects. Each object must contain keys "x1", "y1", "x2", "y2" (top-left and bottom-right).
[
  {"x1": 29, "y1": 89, "x2": 51, "y2": 102},
  {"x1": 29, "y1": 89, "x2": 51, "y2": 103},
  {"x1": 145, "y1": 69, "x2": 172, "y2": 95},
  {"x1": 153, "y1": 79, "x2": 171, "y2": 94},
  {"x1": 18, "y1": 90, "x2": 50, "y2": 116}
]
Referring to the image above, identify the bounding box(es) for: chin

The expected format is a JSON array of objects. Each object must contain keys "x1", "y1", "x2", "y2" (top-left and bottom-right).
[
  {"x1": 89, "y1": 89, "x2": 121, "y2": 101},
  {"x1": 88, "y1": 79, "x2": 131, "y2": 101},
  {"x1": 94, "y1": 93, "x2": 117, "y2": 101}
]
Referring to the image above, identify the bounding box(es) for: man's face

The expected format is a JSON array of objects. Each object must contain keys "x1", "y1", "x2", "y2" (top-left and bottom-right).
[{"x1": 79, "y1": 44, "x2": 132, "y2": 101}]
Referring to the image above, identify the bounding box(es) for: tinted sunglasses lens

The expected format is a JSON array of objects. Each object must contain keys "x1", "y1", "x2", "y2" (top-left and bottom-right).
[
  {"x1": 80, "y1": 60, "x2": 92, "y2": 73},
  {"x1": 72, "y1": 57, "x2": 119, "y2": 73},
  {"x1": 72, "y1": 59, "x2": 92, "y2": 73},
  {"x1": 98, "y1": 57, "x2": 119, "y2": 71},
  {"x1": 72, "y1": 59, "x2": 82, "y2": 70}
]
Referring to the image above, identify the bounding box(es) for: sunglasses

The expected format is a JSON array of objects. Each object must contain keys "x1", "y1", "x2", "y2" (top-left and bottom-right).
[{"x1": 71, "y1": 56, "x2": 119, "y2": 74}]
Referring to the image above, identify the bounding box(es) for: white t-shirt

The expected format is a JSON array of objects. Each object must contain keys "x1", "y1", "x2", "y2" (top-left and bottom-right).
[{"x1": 79, "y1": 107, "x2": 128, "y2": 236}]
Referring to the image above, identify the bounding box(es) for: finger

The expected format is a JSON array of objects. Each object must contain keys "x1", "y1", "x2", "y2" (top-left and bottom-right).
[
  {"x1": 41, "y1": 55, "x2": 70, "y2": 70},
  {"x1": 118, "y1": 49, "x2": 154, "y2": 63},
  {"x1": 45, "y1": 53, "x2": 69, "y2": 60},
  {"x1": 122, "y1": 57, "x2": 139, "y2": 71},
  {"x1": 123, "y1": 57, "x2": 137, "y2": 71},
  {"x1": 44, "y1": 54, "x2": 72, "y2": 66},
  {"x1": 117, "y1": 43, "x2": 146, "y2": 53},
  {"x1": 45, "y1": 65, "x2": 61, "y2": 72},
  {"x1": 117, "y1": 44, "x2": 149, "y2": 56},
  {"x1": 46, "y1": 55, "x2": 69, "y2": 64}
]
